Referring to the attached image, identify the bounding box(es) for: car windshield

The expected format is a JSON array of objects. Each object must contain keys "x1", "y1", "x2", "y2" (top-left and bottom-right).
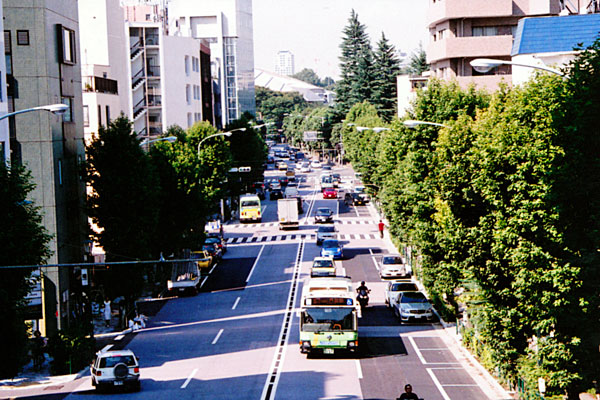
[
  {"x1": 301, "y1": 307, "x2": 354, "y2": 331},
  {"x1": 322, "y1": 240, "x2": 339, "y2": 248},
  {"x1": 383, "y1": 256, "x2": 403, "y2": 264},
  {"x1": 391, "y1": 283, "x2": 418, "y2": 291},
  {"x1": 313, "y1": 260, "x2": 334, "y2": 268},
  {"x1": 99, "y1": 355, "x2": 136, "y2": 368},
  {"x1": 318, "y1": 226, "x2": 335, "y2": 233},
  {"x1": 317, "y1": 208, "x2": 331, "y2": 215},
  {"x1": 400, "y1": 292, "x2": 428, "y2": 303}
]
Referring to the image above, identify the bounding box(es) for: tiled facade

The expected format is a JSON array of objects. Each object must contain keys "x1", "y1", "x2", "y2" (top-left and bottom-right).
[{"x1": 426, "y1": 0, "x2": 563, "y2": 91}]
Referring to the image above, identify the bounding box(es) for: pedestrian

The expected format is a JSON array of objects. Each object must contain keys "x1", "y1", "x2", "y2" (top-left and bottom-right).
[
  {"x1": 378, "y1": 220, "x2": 385, "y2": 239},
  {"x1": 32, "y1": 330, "x2": 46, "y2": 370},
  {"x1": 103, "y1": 299, "x2": 111, "y2": 327},
  {"x1": 397, "y1": 384, "x2": 419, "y2": 400}
]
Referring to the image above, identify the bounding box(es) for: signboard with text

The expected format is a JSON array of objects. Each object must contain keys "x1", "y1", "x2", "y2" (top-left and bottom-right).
[{"x1": 303, "y1": 131, "x2": 320, "y2": 141}]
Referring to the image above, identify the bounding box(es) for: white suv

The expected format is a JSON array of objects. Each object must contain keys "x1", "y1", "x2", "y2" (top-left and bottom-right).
[{"x1": 90, "y1": 349, "x2": 141, "y2": 392}]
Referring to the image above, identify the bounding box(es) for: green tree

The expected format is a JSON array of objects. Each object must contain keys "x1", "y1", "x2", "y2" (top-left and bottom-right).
[
  {"x1": 372, "y1": 32, "x2": 401, "y2": 122},
  {"x1": 85, "y1": 115, "x2": 159, "y2": 299},
  {"x1": 405, "y1": 42, "x2": 428, "y2": 75},
  {"x1": 0, "y1": 163, "x2": 52, "y2": 378},
  {"x1": 336, "y1": 9, "x2": 373, "y2": 114},
  {"x1": 255, "y1": 86, "x2": 308, "y2": 127},
  {"x1": 292, "y1": 68, "x2": 335, "y2": 88}
]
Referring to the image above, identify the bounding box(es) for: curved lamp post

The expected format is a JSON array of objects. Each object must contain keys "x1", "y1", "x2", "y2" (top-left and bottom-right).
[
  {"x1": 0, "y1": 103, "x2": 69, "y2": 122},
  {"x1": 252, "y1": 122, "x2": 274, "y2": 129},
  {"x1": 197, "y1": 128, "x2": 245, "y2": 157},
  {"x1": 403, "y1": 120, "x2": 449, "y2": 129},
  {"x1": 139, "y1": 136, "x2": 176, "y2": 147},
  {"x1": 356, "y1": 126, "x2": 390, "y2": 133},
  {"x1": 470, "y1": 58, "x2": 564, "y2": 77}
]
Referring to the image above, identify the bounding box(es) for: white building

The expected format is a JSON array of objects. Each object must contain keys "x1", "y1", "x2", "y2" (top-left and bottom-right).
[
  {"x1": 126, "y1": 21, "x2": 207, "y2": 139},
  {"x1": 79, "y1": 0, "x2": 130, "y2": 141},
  {"x1": 255, "y1": 68, "x2": 334, "y2": 104},
  {"x1": 168, "y1": 0, "x2": 256, "y2": 128},
  {"x1": 396, "y1": 73, "x2": 428, "y2": 118},
  {"x1": 0, "y1": 0, "x2": 8, "y2": 164},
  {"x1": 275, "y1": 50, "x2": 294, "y2": 76}
]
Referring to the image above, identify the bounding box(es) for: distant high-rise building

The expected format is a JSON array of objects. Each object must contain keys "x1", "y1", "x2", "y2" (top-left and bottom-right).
[
  {"x1": 275, "y1": 50, "x2": 295, "y2": 76},
  {"x1": 168, "y1": 0, "x2": 256, "y2": 128}
]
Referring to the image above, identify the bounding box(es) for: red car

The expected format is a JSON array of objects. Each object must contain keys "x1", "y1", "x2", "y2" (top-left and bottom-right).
[{"x1": 322, "y1": 187, "x2": 338, "y2": 199}]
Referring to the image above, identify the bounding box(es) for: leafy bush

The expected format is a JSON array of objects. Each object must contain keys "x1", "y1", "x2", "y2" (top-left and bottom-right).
[{"x1": 47, "y1": 328, "x2": 95, "y2": 375}]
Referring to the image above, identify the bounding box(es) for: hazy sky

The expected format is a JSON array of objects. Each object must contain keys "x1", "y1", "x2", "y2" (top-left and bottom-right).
[{"x1": 252, "y1": 0, "x2": 429, "y2": 80}]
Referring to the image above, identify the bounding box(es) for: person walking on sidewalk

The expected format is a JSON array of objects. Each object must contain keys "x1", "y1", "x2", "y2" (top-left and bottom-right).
[
  {"x1": 378, "y1": 220, "x2": 385, "y2": 239},
  {"x1": 103, "y1": 299, "x2": 111, "y2": 327}
]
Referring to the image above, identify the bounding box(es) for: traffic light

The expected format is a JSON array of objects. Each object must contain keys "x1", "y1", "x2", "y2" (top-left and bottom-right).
[{"x1": 239, "y1": 166, "x2": 251, "y2": 172}]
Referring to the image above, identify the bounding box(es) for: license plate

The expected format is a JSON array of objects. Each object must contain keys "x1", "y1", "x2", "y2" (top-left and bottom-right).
[
  {"x1": 319, "y1": 341, "x2": 339, "y2": 346},
  {"x1": 323, "y1": 348, "x2": 334, "y2": 354},
  {"x1": 113, "y1": 381, "x2": 123, "y2": 386}
]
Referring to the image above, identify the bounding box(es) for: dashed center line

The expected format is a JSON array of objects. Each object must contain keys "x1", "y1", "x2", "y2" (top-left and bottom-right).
[
  {"x1": 212, "y1": 328, "x2": 224, "y2": 344},
  {"x1": 232, "y1": 296, "x2": 241, "y2": 310},
  {"x1": 180, "y1": 368, "x2": 197, "y2": 389}
]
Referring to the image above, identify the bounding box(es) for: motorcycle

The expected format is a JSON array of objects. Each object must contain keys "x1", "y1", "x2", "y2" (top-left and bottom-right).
[{"x1": 356, "y1": 289, "x2": 371, "y2": 311}]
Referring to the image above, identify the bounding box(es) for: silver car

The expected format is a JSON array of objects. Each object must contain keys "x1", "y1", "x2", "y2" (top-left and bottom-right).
[
  {"x1": 384, "y1": 280, "x2": 418, "y2": 307},
  {"x1": 379, "y1": 254, "x2": 410, "y2": 279},
  {"x1": 393, "y1": 292, "x2": 434, "y2": 323},
  {"x1": 316, "y1": 224, "x2": 336, "y2": 245}
]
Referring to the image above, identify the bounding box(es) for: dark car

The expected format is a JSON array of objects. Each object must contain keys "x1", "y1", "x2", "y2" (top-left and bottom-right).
[
  {"x1": 295, "y1": 152, "x2": 304, "y2": 160},
  {"x1": 314, "y1": 207, "x2": 334, "y2": 223},
  {"x1": 255, "y1": 187, "x2": 265, "y2": 200},
  {"x1": 332, "y1": 173, "x2": 341, "y2": 186},
  {"x1": 322, "y1": 165, "x2": 332, "y2": 171},
  {"x1": 278, "y1": 177, "x2": 289, "y2": 187},
  {"x1": 202, "y1": 243, "x2": 222, "y2": 261},
  {"x1": 344, "y1": 192, "x2": 365, "y2": 206},
  {"x1": 270, "y1": 188, "x2": 284, "y2": 200},
  {"x1": 267, "y1": 155, "x2": 274, "y2": 164},
  {"x1": 205, "y1": 236, "x2": 227, "y2": 254}
]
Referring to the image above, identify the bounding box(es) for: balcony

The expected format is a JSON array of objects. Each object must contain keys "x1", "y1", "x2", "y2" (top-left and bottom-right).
[
  {"x1": 456, "y1": 74, "x2": 512, "y2": 91},
  {"x1": 427, "y1": 35, "x2": 514, "y2": 63},
  {"x1": 428, "y1": 0, "x2": 513, "y2": 27},
  {"x1": 83, "y1": 76, "x2": 118, "y2": 95}
]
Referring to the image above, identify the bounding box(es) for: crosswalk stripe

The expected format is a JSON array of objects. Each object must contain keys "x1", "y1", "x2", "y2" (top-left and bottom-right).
[{"x1": 225, "y1": 233, "x2": 379, "y2": 245}]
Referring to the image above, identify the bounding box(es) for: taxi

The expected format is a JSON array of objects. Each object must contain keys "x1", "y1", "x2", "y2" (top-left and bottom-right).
[{"x1": 310, "y1": 257, "x2": 336, "y2": 277}]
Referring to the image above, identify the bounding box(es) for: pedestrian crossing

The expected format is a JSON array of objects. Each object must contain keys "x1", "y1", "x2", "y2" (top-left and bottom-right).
[
  {"x1": 227, "y1": 219, "x2": 374, "y2": 229},
  {"x1": 226, "y1": 233, "x2": 380, "y2": 244}
]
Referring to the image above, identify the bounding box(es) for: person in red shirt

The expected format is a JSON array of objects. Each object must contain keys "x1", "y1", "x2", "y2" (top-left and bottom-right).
[{"x1": 378, "y1": 220, "x2": 385, "y2": 239}]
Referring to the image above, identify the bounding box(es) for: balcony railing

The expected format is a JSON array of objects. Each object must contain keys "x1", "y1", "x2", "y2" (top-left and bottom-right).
[
  {"x1": 428, "y1": 0, "x2": 513, "y2": 26},
  {"x1": 147, "y1": 66, "x2": 161, "y2": 77},
  {"x1": 148, "y1": 94, "x2": 162, "y2": 107},
  {"x1": 84, "y1": 76, "x2": 118, "y2": 95},
  {"x1": 427, "y1": 35, "x2": 514, "y2": 63}
]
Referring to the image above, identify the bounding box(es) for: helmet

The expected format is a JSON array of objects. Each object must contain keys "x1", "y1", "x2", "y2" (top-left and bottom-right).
[{"x1": 361, "y1": 281, "x2": 365, "y2": 285}]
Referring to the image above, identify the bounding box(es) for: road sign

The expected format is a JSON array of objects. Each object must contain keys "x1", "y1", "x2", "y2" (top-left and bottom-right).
[
  {"x1": 303, "y1": 131, "x2": 320, "y2": 141},
  {"x1": 239, "y1": 166, "x2": 251, "y2": 172}
]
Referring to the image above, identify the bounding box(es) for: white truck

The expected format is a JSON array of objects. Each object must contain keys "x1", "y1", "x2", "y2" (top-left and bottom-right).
[
  {"x1": 167, "y1": 249, "x2": 204, "y2": 295},
  {"x1": 278, "y1": 198, "x2": 299, "y2": 230}
]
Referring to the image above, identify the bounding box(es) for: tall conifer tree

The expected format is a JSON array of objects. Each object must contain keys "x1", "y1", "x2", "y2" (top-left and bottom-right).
[{"x1": 372, "y1": 32, "x2": 401, "y2": 121}]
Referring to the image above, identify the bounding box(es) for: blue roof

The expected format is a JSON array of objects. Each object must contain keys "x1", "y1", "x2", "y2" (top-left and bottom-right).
[{"x1": 512, "y1": 14, "x2": 600, "y2": 56}]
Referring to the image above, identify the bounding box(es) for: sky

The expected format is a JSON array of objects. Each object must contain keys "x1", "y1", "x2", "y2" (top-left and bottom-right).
[{"x1": 252, "y1": 0, "x2": 429, "y2": 81}]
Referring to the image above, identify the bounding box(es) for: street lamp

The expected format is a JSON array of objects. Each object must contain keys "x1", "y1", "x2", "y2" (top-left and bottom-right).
[
  {"x1": 139, "y1": 136, "x2": 176, "y2": 147},
  {"x1": 252, "y1": 122, "x2": 274, "y2": 129},
  {"x1": 356, "y1": 126, "x2": 390, "y2": 133},
  {"x1": 403, "y1": 120, "x2": 449, "y2": 129},
  {"x1": 0, "y1": 103, "x2": 69, "y2": 121},
  {"x1": 470, "y1": 58, "x2": 564, "y2": 77},
  {"x1": 197, "y1": 128, "x2": 245, "y2": 156}
]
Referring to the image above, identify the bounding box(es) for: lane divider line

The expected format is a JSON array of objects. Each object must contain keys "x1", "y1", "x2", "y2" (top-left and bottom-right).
[
  {"x1": 369, "y1": 248, "x2": 380, "y2": 271},
  {"x1": 355, "y1": 360, "x2": 363, "y2": 379},
  {"x1": 232, "y1": 296, "x2": 241, "y2": 310},
  {"x1": 246, "y1": 245, "x2": 265, "y2": 283},
  {"x1": 114, "y1": 334, "x2": 124, "y2": 341},
  {"x1": 212, "y1": 328, "x2": 224, "y2": 344},
  {"x1": 180, "y1": 368, "x2": 197, "y2": 389},
  {"x1": 261, "y1": 240, "x2": 304, "y2": 400},
  {"x1": 426, "y1": 368, "x2": 452, "y2": 400},
  {"x1": 100, "y1": 344, "x2": 113, "y2": 353}
]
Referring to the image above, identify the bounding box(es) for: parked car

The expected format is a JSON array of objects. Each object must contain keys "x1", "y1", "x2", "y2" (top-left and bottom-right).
[
  {"x1": 205, "y1": 236, "x2": 227, "y2": 254},
  {"x1": 379, "y1": 254, "x2": 410, "y2": 279},
  {"x1": 270, "y1": 188, "x2": 284, "y2": 200},
  {"x1": 344, "y1": 192, "x2": 365, "y2": 206},
  {"x1": 202, "y1": 243, "x2": 222, "y2": 261},
  {"x1": 310, "y1": 256, "x2": 336, "y2": 277},
  {"x1": 320, "y1": 239, "x2": 343, "y2": 259},
  {"x1": 322, "y1": 187, "x2": 338, "y2": 199},
  {"x1": 90, "y1": 349, "x2": 141, "y2": 392},
  {"x1": 392, "y1": 292, "x2": 434, "y2": 323},
  {"x1": 314, "y1": 207, "x2": 334, "y2": 223},
  {"x1": 316, "y1": 225, "x2": 336, "y2": 245},
  {"x1": 384, "y1": 280, "x2": 418, "y2": 307}
]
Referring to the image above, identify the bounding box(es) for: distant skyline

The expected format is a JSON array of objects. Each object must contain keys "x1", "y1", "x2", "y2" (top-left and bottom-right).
[{"x1": 253, "y1": 0, "x2": 429, "y2": 81}]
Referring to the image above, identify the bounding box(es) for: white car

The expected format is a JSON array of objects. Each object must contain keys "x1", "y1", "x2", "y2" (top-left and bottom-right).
[
  {"x1": 385, "y1": 280, "x2": 419, "y2": 307},
  {"x1": 91, "y1": 349, "x2": 141, "y2": 392},
  {"x1": 300, "y1": 163, "x2": 311, "y2": 173},
  {"x1": 392, "y1": 292, "x2": 434, "y2": 323},
  {"x1": 379, "y1": 254, "x2": 410, "y2": 279},
  {"x1": 311, "y1": 160, "x2": 322, "y2": 169}
]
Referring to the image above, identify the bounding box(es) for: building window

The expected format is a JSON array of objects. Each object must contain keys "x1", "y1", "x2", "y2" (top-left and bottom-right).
[
  {"x1": 186, "y1": 84, "x2": 191, "y2": 105},
  {"x1": 83, "y1": 105, "x2": 89, "y2": 127},
  {"x1": 472, "y1": 26, "x2": 498, "y2": 37},
  {"x1": 59, "y1": 25, "x2": 76, "y2": 64},
  {"x1": 16, "y1": 30, "x2": 29, "y2": 46},
  {"x1": 105, "y1": 105, "x2": 110, "y2": 123},
  {"x1": 185, "y1": 55, "x2": 190, "y2": 75},
  {"x1": 98, "y1": 105, "x2": 102, "y2": 129},
  {"x1": 61, "y1": 97, "x2": 73, "y2": 122},
  {"x1": 145, "y1": 14, "x2": 151, "y2": 21},
  {"x1": 58, "y1": 159, "x2": 63, "y2": 186},
  {"x1": 438, "y1": 29, "x2": 446, "y2": 40},
  {"x1": 187, "y1": 112, "x2": 193, "y2": 127}
]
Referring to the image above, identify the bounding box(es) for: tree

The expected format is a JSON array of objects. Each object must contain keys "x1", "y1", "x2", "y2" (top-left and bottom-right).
[
  {"x1": 336, "y1": 9, "x2": 373, "y2": 114},
  {"x1": 371, "y1": 32, "x2": 401, "y2": 122},
  {"x1": 292, "y1": 68, "x2": 335, "y2": 89},
  {"x1": 255, "y1": 86, "x2": 308, "y2": 127},
  {"x1": 85, "y1": 115, "x2": 159, "y2": 299},
  {"x1": 0, "y1": 163, "x2": 52, "y2": 378},
  {"x1": 405, "y1": 42, "x2": 428, "y2": 76}
]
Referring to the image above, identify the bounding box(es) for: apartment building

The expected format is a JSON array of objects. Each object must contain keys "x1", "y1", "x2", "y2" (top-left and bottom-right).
[
  {"x1": 126, "y1": 21, "x2": 209, "y2": 139},
  {"x1": 168, "y1": 0, "x2": 256, "y2": 128},
  {"x1": 427, "y1": 0, "x2": 564, "y2": 90},
  {"x1": 4, "y1": 0, "x2": 87, "y2": 335},
  {"x1": 275, "y1": 50, "x2": 295, "y2": 76},
  {"x1": 79, "y1": 0, "x2": 130, "y2": 141}
]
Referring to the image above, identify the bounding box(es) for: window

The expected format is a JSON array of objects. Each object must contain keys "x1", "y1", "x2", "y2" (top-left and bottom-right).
[
  {"x1": 187, "y1": 112, "x2": 193, "y2": 127},
  {"x1": 438, "y1": 29, "x2": 446, "y2": 40},
  {"x1": 186, "y1": 84, "x2": 191, "y2": 104},
  {"x1": 98, "y1": 105, "x2": 102, "y2": 129},
  {"x1": 16, "y1": 30, "x2": 29, "y2": 46},
  {"x1": 472, "y1": 26, "x2": 498, "y2": 37},
  {"x1": 59, "y1": 25, "x2": 76, "y2": 64},
  {"x1": 83, "y1": 105, "x2": 89, "y2": 127},
  {"x1": 61, "y1": 97, "x2": 72, "y2": 122},
  {"x1": 145, "y1": 14, "x2": 151, "y2": 21},
  {"x1": 105, "y1": 105, "x2": 110, "y2": 123},
  {"x1": 58, "y1": 159, "x2": 63, "y2": 186},
  {"x1": 185, "y1": 55, "x2": 190, "y2": 75}
]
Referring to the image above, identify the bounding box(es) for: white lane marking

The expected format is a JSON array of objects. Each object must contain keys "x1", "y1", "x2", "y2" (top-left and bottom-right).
[
  {"x1": 212, "y1": 328, "x2": 224, "y2": 344},
  {"x1": 100, "y1": 344, "x2": 113, "y2": 352},
  {"x1": 341, "y1": 267, "x2": 346, "y2": 276},
  {"x1": 232, "y1": 296, "x2": 241, "y2": 310},
  {"x1": 262, "y1": 205, "x2": 267, "y2": 215},
  {"x1": 355, "y1": 360, "x2": 363, "y2": 379},
  {"x1": 246, "y1": 245, "x2": 265, "y2": 283},
  {"x1": 209, "y1": 263, "x2": 218, "y2": 275},
  {"x1": 114, "y1": 334, "x2": 124, "y2": 341},
  {"x1": 426, "y1": 368, "x2": 452, "y2": 400},
  {"x1": 181, "y1": 368, "x2": 197, "y2": 389},
  {"x1": 353, "y1": 204, "x2": 359, "y2": 217},
  {"x1": 368, "y1": 248, "x2": 380, "y2": 271},
  {"x1": 408, "y1": 335, "x2": 461, "y2": 365},
  {"x1": 336, "y1": 199, "x2": 339, "y2": 218},
  {"x1": 200, "y1": 276, "x2": 209, "y2": 288}
]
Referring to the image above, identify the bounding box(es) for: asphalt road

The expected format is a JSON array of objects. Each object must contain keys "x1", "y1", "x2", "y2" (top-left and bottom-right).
[{"x1": 4, "y1": 159, "x2": 504, "y2": 400}]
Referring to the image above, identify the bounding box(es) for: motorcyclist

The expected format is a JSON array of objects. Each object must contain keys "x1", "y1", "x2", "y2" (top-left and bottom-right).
[
  {"x1": 356, "y1": 281, "x2": 371, "y2": 308},
  {"x1": 397, "y1": 384, "x2": 419, "y2": 400}
]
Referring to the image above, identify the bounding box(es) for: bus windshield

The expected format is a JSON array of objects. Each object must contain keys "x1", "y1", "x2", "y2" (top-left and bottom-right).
[{"x1": 301, "y1": 307, "x2": 354, "y2": 331}]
